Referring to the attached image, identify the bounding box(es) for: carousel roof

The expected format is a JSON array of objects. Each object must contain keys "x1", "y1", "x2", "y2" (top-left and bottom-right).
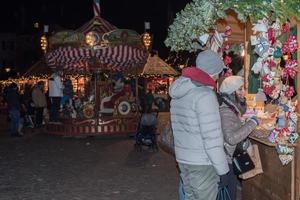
[
  {"x1": 45, "y1": 8, "x2": 148, "y2": 73},
  {"x1": 141, "y1": 54, "x2": 179, "y2": 76},
  {"x1": 77, "y1": 16, "x2": 117, "y2": 35},
  {"x1": 45, "y1": 45, "x2": 148, "y2": 73}
]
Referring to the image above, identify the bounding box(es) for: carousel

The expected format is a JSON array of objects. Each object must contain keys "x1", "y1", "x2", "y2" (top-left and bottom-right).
[{"x1": 44, "y1": 4, "x2": 149, "y2": 137}]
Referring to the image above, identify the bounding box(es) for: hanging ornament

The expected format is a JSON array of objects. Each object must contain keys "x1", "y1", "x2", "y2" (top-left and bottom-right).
[
  {"x1": 284, "y1": 85, "x2": 295, "y2": 98},
  {"x1": 266, "y1": 59, "x2": 276, "y2": 70},
  {"x1": 288, "y1": 132, "x2": 299, "y2": 144},
  {"x1": 263, "y1": 85, "x2": 275, "y2": 96},
  {"x1": 282, "y1": 35, "x2": 298, "y2": 54},
  {"x1": 268, "y1": 129, "x2": 280, "y2": 143},
  {"x1": 223, "y1": 55, "x2": 232, "y2": 66},
  {"x1": 224, "y1": 26, "x2": 232, "y2": 37},
  {"x1": 279, "y1": 154, "x2": 294, "y2": 165},
  {"x1": 281, "y1": 22, "x2": 290, "y2": 33},
  {"x1": 267, "y1": 28, "x2": 275, "y2": 45},
  {"x1": 281, "y1": 68, "x2": 297, "y2": 78},
  {"x1": 273, "y1": 47, "x2": 283, "y2": 58},
  {"x1": 276, "y1": 144, "x2": 294, "y2": 155},
  {"x1": 252, "y1": 19, "x2": 268, "y2": 34},
  {"x1": 255, "y1": 37, "x2": 270, "y2": 57}
]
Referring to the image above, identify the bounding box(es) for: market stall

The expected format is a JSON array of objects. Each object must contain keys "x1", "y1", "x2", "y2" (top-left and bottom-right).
[
  {"x1": 138, "y1": 54, "x2": 178, "y2": 134},
  {"x1": 44, "y1": 3, "x2": 149, "y2": 137},
  {"x1": 165, "y1": 1, "x2": 300, "y2": 199},
  {"x1": 140, "y1": 54, "x2": 178, "y2": 110}
]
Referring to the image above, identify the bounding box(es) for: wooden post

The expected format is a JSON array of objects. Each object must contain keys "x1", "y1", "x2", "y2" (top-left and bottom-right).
[
  {"x1": 244, "y1": 19, "x2": 252, "y2": 92},
  {"x1": 296, "y1": 18, "x2": 300, "y2": 200}
]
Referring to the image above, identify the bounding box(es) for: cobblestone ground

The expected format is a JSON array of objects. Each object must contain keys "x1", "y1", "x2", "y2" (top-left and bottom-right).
[{"x1": 0, "y1": 123, "x2": 178, "y2": 200}]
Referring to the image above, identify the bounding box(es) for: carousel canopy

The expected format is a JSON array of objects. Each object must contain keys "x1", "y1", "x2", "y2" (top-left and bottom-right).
[
  {"x1": 77, "y1": 16, "x2": 117, "y2": 35},
  {"x1": 45, "y1": 1, "x2": 148, "y2": 73},
  {"x1": 141, "y1": 54, "x2": 179, "y2": 76},
  {"x1": 45, "y1": 45, "x2": 148, "y2": 73}
]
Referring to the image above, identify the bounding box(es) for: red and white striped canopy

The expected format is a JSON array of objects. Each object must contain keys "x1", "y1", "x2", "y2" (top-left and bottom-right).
[{"x1": 45, "y1": 45, "x2": 149, "y2": 72}]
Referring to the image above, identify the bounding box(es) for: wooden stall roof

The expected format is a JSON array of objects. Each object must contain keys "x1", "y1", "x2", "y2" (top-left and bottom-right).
[
  {"x1": 23, "y1": 60, "x2": 52, "y2": 77},
  {"x1": 141, "y1": 54, "x2": 179, "y2": 76}
]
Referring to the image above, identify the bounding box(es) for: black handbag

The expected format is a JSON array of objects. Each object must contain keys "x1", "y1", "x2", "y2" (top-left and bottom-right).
[{"x1": 232, "y1": 141, "x2": 255, "y2": 175}]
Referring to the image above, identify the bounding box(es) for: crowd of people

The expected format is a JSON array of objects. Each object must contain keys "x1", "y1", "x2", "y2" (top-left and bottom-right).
[
  {"x1": 169, "y1": 50, "x2": 259, "y2": 200},
  {"x1": 1, "y1": 81, "x2": 47, "y2": 137},
  {"x1": 0, "y1": 70, "x2": 73, "y2": 137}
]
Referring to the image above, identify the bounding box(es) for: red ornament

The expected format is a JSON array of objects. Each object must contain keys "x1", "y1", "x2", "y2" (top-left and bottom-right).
[
  {"x1": 224, "y1": 44, "x2": 230, "y2": 50},
  {"x1": 282, "y1": 35, "x2": 298, "y2": 54},
  {"x1": 261, "y1": 75, "x2": 270, "y2": 82},
  {"x1": 282, "y1": 68, "x2": 297, "y2": 78},
  {"x1": 281, "y1": 22, "x2": 290, "y2": 33},
  {"x1": 267, "y1": 28, "x2": 275, "y2": 46},
  {"x1": 263, "y1": 85, "x2": 275, "y2": 95},
  {"x1": 266, "y1": 60, "x2": 276, "y2": 70},
  {"x1": 224, "y1": 26, "x2": 232, "y2": 36},
  {"x1": 284, "y1": 86, "x2": 294, "y2": 98},
  {"x1": 285, "y1": 59, "x2": 297, "y2": 68},
  {"x1": 223, "y1": 55, "x2": 232, "y2": 66}
]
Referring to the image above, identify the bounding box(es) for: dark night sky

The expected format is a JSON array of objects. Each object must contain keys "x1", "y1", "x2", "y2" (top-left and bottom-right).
[{"x1": 0, "y1": 0, "x2": 191, "y2": 58}]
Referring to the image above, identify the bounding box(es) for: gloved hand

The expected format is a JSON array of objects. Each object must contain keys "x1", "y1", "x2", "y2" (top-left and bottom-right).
[
  {"x1": 248, "y1": 116, "x2": 259, "y2": 125},
  {"x1": 218, "y1": 174, "x2": 229, "y2": 188}
]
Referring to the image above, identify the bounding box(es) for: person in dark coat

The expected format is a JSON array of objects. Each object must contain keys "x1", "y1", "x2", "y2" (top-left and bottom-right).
[
  {"x1": 6, "y1": 83, "x2": 22, "y2": 136},
  {"x1": 145, "y1": 89, "x2": 154, "y2": 112}
]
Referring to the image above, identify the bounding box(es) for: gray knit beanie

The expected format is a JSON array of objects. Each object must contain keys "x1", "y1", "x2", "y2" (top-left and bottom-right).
[
  {"x1": 219, "y1": 76, "x2": 244, "y2": 95},
  {"x1": 196, "y1": 49, "x2": 224, "y2": 76}
]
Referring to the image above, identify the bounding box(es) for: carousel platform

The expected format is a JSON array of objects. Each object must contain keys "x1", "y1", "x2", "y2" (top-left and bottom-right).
[{"x1": 45, "y1": 115, "x2": 139, "y2": 137}]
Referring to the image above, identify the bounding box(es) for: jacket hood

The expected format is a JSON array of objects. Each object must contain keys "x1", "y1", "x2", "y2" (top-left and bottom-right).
[{"x1": 169, "y1": 76, "x2": 197, "y2": 99}]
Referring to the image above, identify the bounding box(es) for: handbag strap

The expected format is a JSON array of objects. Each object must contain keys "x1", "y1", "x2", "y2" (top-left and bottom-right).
[{"x1": 217, "y1": 186, "x2": 232, "y2": 200}]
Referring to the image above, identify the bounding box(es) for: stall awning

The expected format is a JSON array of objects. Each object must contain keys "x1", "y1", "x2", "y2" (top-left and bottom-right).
[
  {"x1": 141, "y1": 55, "x2": 179, "y2": 76},
  {"x1": 45, "y1": 45, "x2": 149, "y2": 72}
]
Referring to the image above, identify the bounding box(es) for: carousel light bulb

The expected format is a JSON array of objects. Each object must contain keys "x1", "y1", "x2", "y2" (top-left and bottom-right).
[
  {"x1": 142, "y1": 32, "x2": 151, "y2": 49},
  {"x1": 40, "y1": 35, "x2": 48, "y2": 53},
  {"x1": 85, "y1": 31, "x2": 100, "y2": 47}
]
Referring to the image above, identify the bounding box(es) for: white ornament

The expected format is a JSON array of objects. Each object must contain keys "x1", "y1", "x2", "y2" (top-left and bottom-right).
[
  {"x1": 252, "y1": 58, "x2": 264, "y2": 74},
  {"x1": 198, "y1": 34, "x2": 210, "y2": 46},
  {"x1": 250, "y1": 35, "x2": 258, "y2": 45},
  {"x1": 252, "y1": 19, "x2": 268, "y2": 34},
  {"x1": 208, "y1": 30, "x2": 224, "y2": 53}
]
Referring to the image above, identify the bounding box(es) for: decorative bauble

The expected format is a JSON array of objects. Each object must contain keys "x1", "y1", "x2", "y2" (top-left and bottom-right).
[
  {"x1": 273, "y1": 47, "x2": 283, "y2": 58},
  {"x1": 255, "y1": 37, "x2": 269, "y2": 57}
]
